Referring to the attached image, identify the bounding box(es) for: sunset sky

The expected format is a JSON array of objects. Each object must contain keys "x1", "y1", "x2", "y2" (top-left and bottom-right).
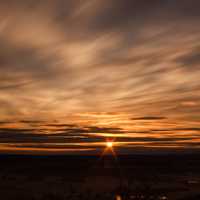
[{"x1": 0, "y1": 0, "x2": 200, "y2": 154}]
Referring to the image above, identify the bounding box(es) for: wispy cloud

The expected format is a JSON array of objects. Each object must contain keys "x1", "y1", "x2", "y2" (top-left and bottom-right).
[{"x1": 0, "y1": 0, "x2": 200, "y2": 153}]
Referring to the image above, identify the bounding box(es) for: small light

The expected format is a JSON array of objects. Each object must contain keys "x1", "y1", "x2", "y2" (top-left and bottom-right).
[{"x1": 116, "y1": 195, "x2": 122, "y2": 200}]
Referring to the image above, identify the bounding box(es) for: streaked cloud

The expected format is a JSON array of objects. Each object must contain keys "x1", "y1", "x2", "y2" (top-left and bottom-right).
[
  {"x1": 0, "y1": 0, "x2": 200, "y2": 154},
  {"x1": 131, "y1": 116, "x2": 167, "y2": 121}
]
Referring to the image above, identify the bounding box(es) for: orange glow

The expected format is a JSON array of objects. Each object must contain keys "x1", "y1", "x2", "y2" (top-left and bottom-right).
[{"x1": 106, "y1": 141, "x2": 113, "y2": 148}]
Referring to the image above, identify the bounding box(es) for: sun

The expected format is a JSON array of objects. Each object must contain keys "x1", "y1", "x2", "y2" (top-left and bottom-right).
[
  {"x1": 101, "y1": 140, "x2": 116, "y2": 157},
  {"x1": 106, "y1": 141, "x2": 113, "y2": 148}
]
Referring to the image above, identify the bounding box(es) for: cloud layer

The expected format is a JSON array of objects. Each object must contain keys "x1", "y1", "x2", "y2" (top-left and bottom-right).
[{"x1": 0, "y1": 0, "x2": 200, "y2": 154}]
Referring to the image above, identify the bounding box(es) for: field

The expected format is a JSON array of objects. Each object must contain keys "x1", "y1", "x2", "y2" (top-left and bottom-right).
[{"x1": 0, "y1": 154, "x2": 200, "y2": 200}]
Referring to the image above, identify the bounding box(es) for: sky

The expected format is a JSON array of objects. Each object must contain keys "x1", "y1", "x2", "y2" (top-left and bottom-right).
[{"x1": 0, "y1": 0, "x2": 200, "y2": 154}]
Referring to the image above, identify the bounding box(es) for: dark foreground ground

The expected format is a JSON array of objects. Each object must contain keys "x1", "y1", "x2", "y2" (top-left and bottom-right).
[{"x1": 0, "y1": 153, "x2": 200, "y2": 200}]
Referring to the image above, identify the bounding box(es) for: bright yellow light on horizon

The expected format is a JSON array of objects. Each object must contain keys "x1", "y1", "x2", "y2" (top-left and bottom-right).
[
  {"x1": 101, "y1": 141, "x2": 116, "y2": 157},
  {"x1": 106, "y1": 141, "x2": 113, "y2": 148}
]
